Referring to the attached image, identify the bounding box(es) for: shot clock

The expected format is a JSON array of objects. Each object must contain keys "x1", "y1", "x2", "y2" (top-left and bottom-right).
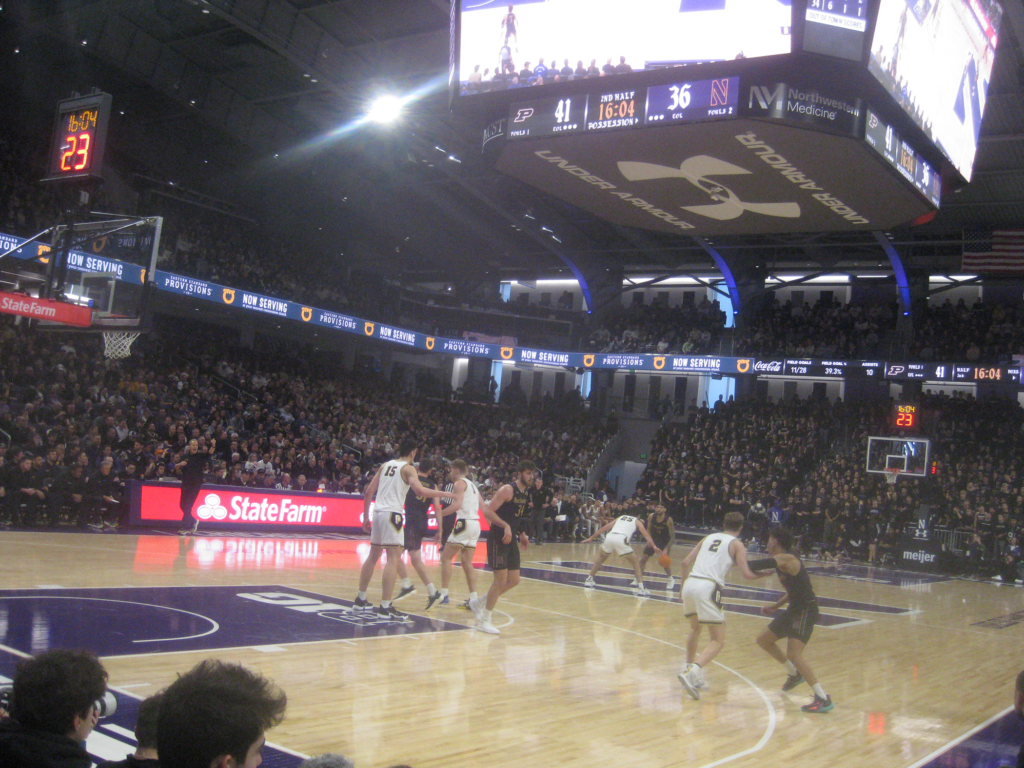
[
  {"x1": 893, "y1": 403, "x2": 918, "y2": 431},
  {"x1": 44, "y1": 92, "x2": 113, "y2": 182}
]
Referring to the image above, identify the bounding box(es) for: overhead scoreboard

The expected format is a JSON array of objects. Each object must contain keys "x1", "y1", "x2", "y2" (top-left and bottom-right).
[
  {"x1": 507, "y1": 77, "x2": 739, "y2": 140},
  {"x1": 44, "y1": 92, "x2": 113, "y2": 182}
]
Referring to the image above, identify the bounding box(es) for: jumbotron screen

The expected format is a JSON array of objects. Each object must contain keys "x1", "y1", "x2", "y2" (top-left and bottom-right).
[
  {"x1": 868, "y1": 0, "x2": 1001, "y2": 182},
  {"x1": 457, "y1": 0, "x2": 791, "y2": 93}
]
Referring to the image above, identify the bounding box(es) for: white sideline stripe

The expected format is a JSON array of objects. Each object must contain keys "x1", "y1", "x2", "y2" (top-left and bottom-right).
[{"x1": 904, "y1": 706, "x2": 1013, "y2": 768}]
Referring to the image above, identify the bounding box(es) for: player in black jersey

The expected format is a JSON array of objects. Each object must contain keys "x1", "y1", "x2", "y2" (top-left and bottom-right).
[
  {"x1": 476, "y1": 459, "x2": 537, "y2": 635},
  {"x1": 754, "y1": 526, "x2": 834, "y2": 713},
  {"x1": 637, "y1": 503, "x2": 675, "y2": 590},
  {"x1": 393, "y1": 459, "x2": 440, "y2": 604}
]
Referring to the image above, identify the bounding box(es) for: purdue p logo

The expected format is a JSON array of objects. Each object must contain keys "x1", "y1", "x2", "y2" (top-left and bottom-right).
[
  {"x1": 364, "y1": 322, "x2": 375, "y2": 336},
  {"x1": 426, "y1": 337, "x2": 435, "y2": 350},
  {"x1": 736, "y1": 358, "x2": 751, "y2": 373},
  {"x1": 222, "y1": 289, "x2": 235, "y2": 304},
  {"x1": 583, "y1": 354, "x2": 595, "y2": 368},
  {"x1": 653, "y1": 356, "x2": 665, "y2": 370},
  {"x1": 500, "y1": 347, "x2": 514, "y2": 360},
  {"x1": 301, "y1": 307, "x2": 312, "y2": 322}
]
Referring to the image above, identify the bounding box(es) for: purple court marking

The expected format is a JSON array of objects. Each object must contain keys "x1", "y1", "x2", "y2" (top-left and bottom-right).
[
  {"x1": 518, "y1": 567, "x2": 857, "y2": 627},
  {"x1": 914, "y1": 708, "x2": 1022, "y2": 768},
  {"x1": 0, "y1": 648, "x2": 303, "y2": 768},
  {"x1": 972, "y1": 609, "x2": 1024, "y2": 629},
  {"x1": 534, "y1": 561, "x2": 913, "y2": 615},
  {"x1": 0, "y1": 585, "x2": 469, "y2": 657}
]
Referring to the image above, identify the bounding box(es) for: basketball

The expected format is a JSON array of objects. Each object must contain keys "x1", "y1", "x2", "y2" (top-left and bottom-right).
[{"x1": 658, "y1": 553, "x2": 672, "y2": 568}]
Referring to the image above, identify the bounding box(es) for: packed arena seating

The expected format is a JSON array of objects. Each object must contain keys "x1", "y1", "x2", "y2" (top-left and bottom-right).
[
  {"x1": 635, "y1": 394, "x2": 1023, "y2": 578},
  {"x1": 581, "y1": 298, "x2": 725, "y2": 354},
  {"x1": 0, "y1": 316, "x2": 614, "y2": 527}
]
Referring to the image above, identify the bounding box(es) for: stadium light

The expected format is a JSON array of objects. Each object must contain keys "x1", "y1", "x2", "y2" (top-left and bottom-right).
[{"x1": 367, "y1": 95, "x2": 404, "y2": 124}]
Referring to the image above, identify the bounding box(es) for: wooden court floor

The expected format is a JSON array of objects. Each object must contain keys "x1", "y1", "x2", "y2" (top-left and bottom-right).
[{"x1": 0, "y1": 530, "x2": 1021, "y2": 768}]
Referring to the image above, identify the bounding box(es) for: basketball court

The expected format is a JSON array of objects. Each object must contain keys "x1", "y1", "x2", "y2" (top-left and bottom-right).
[{"x1": 1, "y1": 529, "x2": 1020, "y2": 768}]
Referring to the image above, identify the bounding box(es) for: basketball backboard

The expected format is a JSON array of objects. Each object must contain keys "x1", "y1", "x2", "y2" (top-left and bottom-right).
[{"x1": 866, "y1": 436, "x2": 931, "y2": 478}]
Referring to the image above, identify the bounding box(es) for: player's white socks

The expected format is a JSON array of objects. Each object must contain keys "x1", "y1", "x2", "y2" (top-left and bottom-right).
[
  {"x1": 381, "y1": 600, "x2": 392, "y2": 609},
  {"x1": 358, "y1": 591, "x2": 367, "y2": 601},
  {"x1": 469, "y1": 591, "x2": 478, "y2": 601},
  {"x1": 427, "y1": 584, "x2": 437, "y2": 596},
  {"x1": 481, "y1": 609, "x2": 493, "y2": 621},
  {"x1": 785, "y1": 661, "x2": 798, "y2": 675},
  {"x1": 812, "y1": 683, "x2": 827, "y2": 699},
  {"x1": 440, "y1": 588, "x2": 449, "y2": 598},
  {"x1": 401, "y1": 578, "x2": 412, "y2": 589}
]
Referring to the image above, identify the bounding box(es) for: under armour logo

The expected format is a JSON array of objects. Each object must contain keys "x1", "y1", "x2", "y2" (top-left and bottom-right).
[{"x1": 617, "y1": 155, "x2": 801, "y2": 221}]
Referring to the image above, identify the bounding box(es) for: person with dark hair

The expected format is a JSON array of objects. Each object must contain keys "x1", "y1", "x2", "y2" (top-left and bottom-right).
[
  {"x1": 677, "y1": 511, "x2": 766, "y2": 699},
  {"x1": 97, "y1": 693, "x2": 162, "y2": 768},
  {"x1": 393, "y1": 458, "x2": 441, "y2": 604},
  {"x1": 353, "y1": 440, "x2": 454, "y2": 620},
  {"x1": 753, "y1": 526, "x2": 834, "y2": 713},
  {"x1": 430, "y1": 459, "x2": 483, "y2": 610},
  {"x1": 175, "y1": 437, "x2": 216, "y2": 536},
  {"x1": 0, "y1": 649, "x2": 109, "y2": 768},
  {"x1": 157, "y1": 660, "x2": 286, "y2": 768},
  {"x1": 475, "y1": 459, "x2": 537, "y2": 634}
]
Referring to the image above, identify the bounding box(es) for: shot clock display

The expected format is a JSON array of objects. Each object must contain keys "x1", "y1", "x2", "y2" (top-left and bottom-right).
[
  {"x1": 45, "y1": 92, "x2": 113, "y2": 182},
  {"x1": 893, "y1": 403, "x2": 918, "y2": 430}
]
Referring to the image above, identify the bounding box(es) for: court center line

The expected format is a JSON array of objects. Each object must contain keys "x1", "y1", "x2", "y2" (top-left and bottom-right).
[
  {"x1": 499, "y1": 598, "x2": 777, "y2": 768},
  {"x1": 903, "y1": 705, "x2": 1013, "y2": 768}
]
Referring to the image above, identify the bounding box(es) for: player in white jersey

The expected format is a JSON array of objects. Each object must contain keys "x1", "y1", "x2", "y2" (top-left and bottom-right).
[
  {"x1": 581, "y1": 513, "x2": 664, "y2": 597},
  {"x1": 354, "y1": 439, "x2": 455, "y2": 620},
  {"x1": 428, "y1": 459, "x2": 483, "y2": 611},
  {"x1": 677, "y1": 511, "x2": 767, "y2": 699}
]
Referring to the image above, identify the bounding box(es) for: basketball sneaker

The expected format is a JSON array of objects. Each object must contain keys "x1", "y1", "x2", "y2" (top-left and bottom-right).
[
  {"x1": 678, "y1": 667, "x2": 701, "y2": 700},
  {"x1": 476, "y1": 619, "x2": 500, "y2": 635},
  {"x1": 666, "y1": 577, "x2": 676, "y2": 591},
  {"x1": 377, "y1": 605, "x2": 410, "y2": 621},
  {"x1": 459, "y1": 599, "x2": 472, "y2": 610},
  {"x1": 584, "y1": 577, "x2": 596, "y2": 588},
  {"x1": 635, "y1": 586, "x2": 651, "y2": 597},
  {"x1": 352, "y1": 597, "x2": 373, "y2": 610},
  {"x1": 438, "y1": 595, "x2": 450, "y2": 605},
  {"x1": 394, "y1": 585, "x2": 416, "y2": 601},
  {"x1": 629, "y1": 579, "x2": 638, "y2": 587},
  {"x1": 468, "y1": 596, "x2": 483, "y2": 620},
  {"x1": 801, "y1": 695, "x2": 834, "y2": 713},
  {"x1": 782, "y1": 672, "x2": 805, "y2": 691},
  {"x1": 425, "y1": 592, "x2": 443, "y2": 610}
]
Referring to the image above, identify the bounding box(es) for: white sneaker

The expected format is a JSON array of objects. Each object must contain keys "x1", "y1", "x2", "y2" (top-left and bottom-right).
[
  {"x1": 666, "y1": 577, "x2": 676, "y2": 591},
  {"x1": 635, "y1": 586, "x2": 651, "y2": 597},
  {"x1": 468, "y1": 596, "x2": 483, "y2": 620},
  {"x1": 678, "y1": 668, "x2": 701, "y2": 700},
  {"x1": 629, "y1": 579, "x2": 639, "y2": 587},
  {"x1": 695, "y1": 675, "x2": 709, "y2": 690},
  {"x1": 477, "y1": 619, "x2": 500, "y2": 635},
  {"x1": 584, "y1": 577, "x2": 596, "y2": 588}
]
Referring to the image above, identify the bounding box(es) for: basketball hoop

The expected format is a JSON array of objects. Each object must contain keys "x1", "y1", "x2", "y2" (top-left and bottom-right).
[
  {"x1": 102, "y1": 330, "x2": 141, "y2": 359},
  {"x1": 883, "y1": 468, "x2": 902, "y2": 486}
]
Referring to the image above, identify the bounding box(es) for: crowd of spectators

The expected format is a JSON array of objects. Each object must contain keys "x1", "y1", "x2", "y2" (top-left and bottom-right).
[
  {"x1": 461, "y1": 54, "x2": 635, "y2": 94},
  {"x1": 909, "y1": 297, "x2": 1024, "y2": 363},
  {"x1": 635, "y1": 393, "x2": 1024, "y2": 580},
  {"x1": 582, "y1": 297, "x2": 726, "y2": 354},
  {"x1": 0, "y1": 316, "x2": 614, "y2": 529}
]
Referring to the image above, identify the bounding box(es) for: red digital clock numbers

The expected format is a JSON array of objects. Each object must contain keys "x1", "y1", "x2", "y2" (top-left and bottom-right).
[
  {"x1": 45, "y1": 93, "x2": 112, "y2": 182},
  {"x1": 893, "y1": 403, "x2": 917, "y2": 430}
]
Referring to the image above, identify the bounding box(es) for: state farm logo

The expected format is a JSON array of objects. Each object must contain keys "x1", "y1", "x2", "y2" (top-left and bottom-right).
[
  {"x1": 617, "y1": 155, "x2": 800, "y2": 221},
  {"x1": 196, "y1": 493, "x2": 228, "y2": 520},
  {"x1": 754, "y1": 361, "x2": 783, "y2": 372}
]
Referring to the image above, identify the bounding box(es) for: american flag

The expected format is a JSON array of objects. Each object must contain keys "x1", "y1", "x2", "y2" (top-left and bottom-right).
[{"x1": 961, "y1": 230, "x2": 1024, "y2": 273}]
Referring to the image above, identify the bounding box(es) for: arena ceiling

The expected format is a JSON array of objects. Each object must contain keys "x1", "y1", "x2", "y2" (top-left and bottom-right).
[{"x1": 3, "y1": 0, "x2": 1024, "y2": 288}]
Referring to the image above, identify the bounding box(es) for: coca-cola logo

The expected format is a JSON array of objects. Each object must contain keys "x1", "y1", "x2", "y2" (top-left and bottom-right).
[{"x1": 754, "y1": 360, "x2": 783, "y2": 372}]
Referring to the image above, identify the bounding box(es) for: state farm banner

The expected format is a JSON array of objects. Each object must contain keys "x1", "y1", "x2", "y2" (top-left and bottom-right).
[
  {"x1": 0, "y1": 292, "x2": 93, "y2": 327},
  {"x1": 130, "y1": 481, "x2": 365, "y2": 532}
]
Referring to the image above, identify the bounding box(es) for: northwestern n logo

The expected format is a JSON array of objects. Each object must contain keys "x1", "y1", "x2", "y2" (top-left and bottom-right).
[
  {"x1": 617, "y1": 155, "x2": 801, "y2": 221},
  {"x1": 222, "y1": 289, "x2": 235, "y2": 304}
]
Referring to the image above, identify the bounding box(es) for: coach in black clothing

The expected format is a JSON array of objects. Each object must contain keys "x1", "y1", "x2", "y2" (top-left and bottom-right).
[
  {"x1": 0, "y1": 649, "x2": 108, "y2": 768},
  {"x1": 175, "y1": 437, "x2": 216, "y2": 535}
]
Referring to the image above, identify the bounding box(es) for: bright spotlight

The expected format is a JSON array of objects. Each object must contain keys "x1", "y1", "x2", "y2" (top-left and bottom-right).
[{"x1": 367, "y1": 95, "x2": 403, "y2": 123}]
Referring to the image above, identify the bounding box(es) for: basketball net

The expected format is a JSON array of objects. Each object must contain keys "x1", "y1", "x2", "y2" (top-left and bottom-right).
[
  {"x1": 102, "y1": 331, "x2": 141, "y2": 359},
  {"x1": 883, "y1": 468, "x2": 901, "y2": 485}
]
